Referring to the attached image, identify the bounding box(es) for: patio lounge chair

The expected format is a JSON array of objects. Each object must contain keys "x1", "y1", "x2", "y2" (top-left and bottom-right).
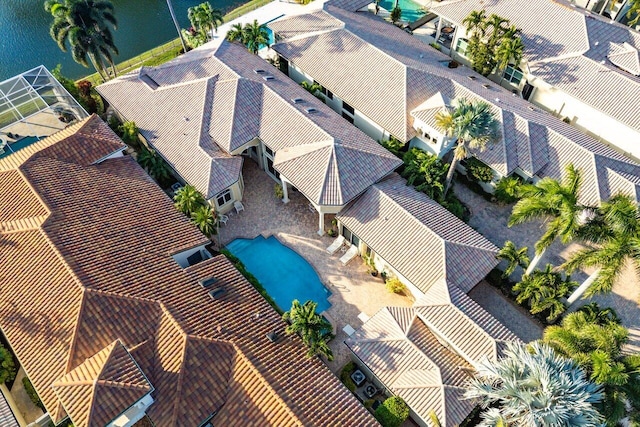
[
  {"x1": 326, "y1": 235, "x2": 346, "y2": 254},
  {"x1": 234, "y1": 201, "x2": 245, "y2": 214},
  {"x1": 340, "y1": 244, "x2": 359, "y2": 265},
  {"x1": 218, "y1": 214, "x2": 229, "y2": 226}
]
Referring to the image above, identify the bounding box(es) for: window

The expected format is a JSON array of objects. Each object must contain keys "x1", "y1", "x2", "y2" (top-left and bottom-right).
[
  {"x1": 342, "y1": 111, "x2": 354, "y2": 124},
  {"x1": 455, "y1": 38, "x2": 469, "y2": 56},
  {"x1": 216, "y1": 189, "x2": 232, "y2": 206},
  {"x1": 343, "y1": 102, "x2": 355, "y2": 115},
  {"x1": 264, "y1": 145, "x2": 274, "y2": 157},
  {"x1": 503, "y1": 65, "x2": 524, "y2": 85},
  {"x1": 320, "y1": 86, "x2": 333, "y2": 100}
]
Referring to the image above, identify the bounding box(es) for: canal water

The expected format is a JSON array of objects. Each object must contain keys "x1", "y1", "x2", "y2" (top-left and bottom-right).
[{"x1": 0, "y1": 0, "x2": 246, "y2": 81}]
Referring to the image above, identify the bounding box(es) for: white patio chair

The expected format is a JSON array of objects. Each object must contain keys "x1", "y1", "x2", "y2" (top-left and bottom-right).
[
  {"x1": 218, "y1": 214, "x2": 229, "y2": 226},
  {"x1": 326, "y1": 235, "x2": 346, "y2": 254},
  {"x1": 234, "y1": 201, "x2": 245, "y2": 214},
  {"x1": 339, "y1": 244, "x2": 360, "y2": 265}
]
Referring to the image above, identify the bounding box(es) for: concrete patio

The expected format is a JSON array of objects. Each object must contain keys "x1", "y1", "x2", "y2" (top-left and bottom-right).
[{"x1": 218, "y1": 160, "x2": 413, "y2": 372}]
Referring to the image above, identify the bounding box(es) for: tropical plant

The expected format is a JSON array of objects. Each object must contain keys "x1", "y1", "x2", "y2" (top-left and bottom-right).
[
  {"x1": 282, "y1": 300, "x2": 333, "y2": 360},
  {"x1": 466, "y1": 342, "x2": 604, "y2": 426},
  {"x1": 494, "y1": 175, "x2": 522, "y2": 204},
  {"x1": 190, "y1": 204, "x2": 217, "y2": 237},
  {"x1": 45, "y1": 0, "x2": 119, "y2": 81},
  {"x1": 542, "y1": 307, "x2": 640, "y2": 425},
  {"x1": 166, "y1": 0, "x2": 188, "y2": 52},
  {"x1": 182, "y1": 27, "x2": 208, "y2": 49},
  {"x1": 188, "y1": 2, "x2": 223, "y2": 40},
  {"x1": 244, "y1": 20, "x2": 269, "y2": 54},
  {"x1": 339, "y1": 361, "x2": 357, "y2": 392},
  {"x1": 173, "y1": 184, "x2": 206, "y2": 215},
  {"x1": 496, "y1": 240, "x2": 529, "y2": 277},
  {"x1": 300, "y1": 80, "x2": 322, "y2": 96},
  {"x1": 465, "y1": 156, "x2": 494, "y2": 183},
  {"x1": 76, "y1": 80, "x2": 98, "y2": 113},
  {"x1": 627, "y1": 0, "x2": 640, "y2": 26},
  {"x1": 462, "y1": 11, "x2": 524, "y2": 77},
  {"x1": 401, "y1": 148, "x2": 448, "y2": 201},
  {"x1": 23, "y1": 377, "x2": 45, "y2": 410},
  {"x1": 385, "y1": 277, "x2": 406, "y2": 294},
  {"x1": 379, "y1": 136, "x2": 405, "y2": 158},
  {"x1": 435, "y1": 98, "x2": 500, "y2": 196},
  {"x1": 0, "y1": 345, "x2": 16, "y2": 385},
  {"x1": 512, "y1": 264, "x2": 576, "y2": 322},
  {"x1": 137, "y1": 147, "x2": 171, "y2": 183},
  {"x1": 508, "y1": 163, "x2": 589, "y2": 275},
  {"x1": 118, "y1": 121, "x2": 139, "y2": 146},
  {"x1": 374, "y1": 396, "x2": 409, "y2": 427},
  {"x1": 563, "y1": 193, "x2": 640, "y2": 304},
  {"x1": 226, "y1": 23, "x2": 245, "y2": 44},
  {"x1": 274, "y1": 183, "x2": 284, "y2": 199},
  {"x1": 390, "y1": 6, "x2": 402, "y2": 24}
]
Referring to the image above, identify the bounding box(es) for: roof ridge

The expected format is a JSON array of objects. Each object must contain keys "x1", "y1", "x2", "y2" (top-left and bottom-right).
[
  {"x1": 95, "y1": 340, "x2": 120, "y2": 383},
  {"x1": 169, "y1": 333, "x2": 190, "y2": 425}
]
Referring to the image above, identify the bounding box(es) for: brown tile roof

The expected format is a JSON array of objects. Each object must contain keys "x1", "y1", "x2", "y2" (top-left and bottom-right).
[
  {"x1": 271, "y1": 5, "x2": 640, "y2": 205},
  {"x1": 337, "y1": 173, "x2": 498, "y2": 293},
  {"x1": 98, "y1": 40, "x2": 400, "y2": 206},
  {"x1": 0, "y1": 116, "x2": 376, "y2": 427}
]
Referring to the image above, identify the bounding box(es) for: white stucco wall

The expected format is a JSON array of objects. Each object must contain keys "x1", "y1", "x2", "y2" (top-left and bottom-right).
[{"x1": 171, "y1": 244, "x2": 211, "y2": 268}]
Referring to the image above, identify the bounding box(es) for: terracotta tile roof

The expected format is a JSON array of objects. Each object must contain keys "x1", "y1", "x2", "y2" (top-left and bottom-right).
[
  {"x1": 0, "y1": 116, "x2": 376, "y2": 427},
  {"x1": 98, "y1": 40, "x2": 400, "y2": 206},
  {"x1": 337, "y1": 173, "x2": 498, "y2": 293},
  {"x1": 271, "y1": 5, "x2": 640, "y2": 205}
]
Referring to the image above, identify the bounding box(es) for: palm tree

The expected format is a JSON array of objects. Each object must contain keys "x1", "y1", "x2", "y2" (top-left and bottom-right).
[
  {"x1": 512, "y1": 264, "x2": 577, "y2": 322},
  {"x1": 390, "y1": 6, "x2": 402, "y2": 24},
  {"x1": 137, "y1": 147, "x2": 171, "y2": 183},
  {"x1": 434, "y1": 98, "x2": 500, "y2": 196},
  {"x1": 166, "y1": 0, "x2": 188, "y2": 53},
  {"x1": 465, "y1": 342, "x2": 604, "y2": 426},
  {"x1": 496, "y1": 27, "x2": 525, "y2": 72},
  {"x1": 563, "y1": 194, "x2": 640, "y2": 304},
  {"x1": 190, "y1": 204, "x2": 217, "y2": 237},
  {"x1": 45, "y1": 0, "x2": 119, "y2": 81},
  {"x1": 542, "y1": 308, "x2": 640, "y2": 425},
  {"x1": 282, "y1": 300, "x2": 333, "y2": 360},
  {"x1": 628, "y1": 0, "x2": 640, "y2": 26},
  {"x1": 188, "y1": 2, "x2": 223, "y2": 41},
  {"x1": 508, "y1": 164, "x2": 589, "y2": 275},
  {"x1": 300, "y1": 80, "x2": 322, "y2": 96},
  {"x1": 226, "y1": 23, "x2": 245, "y2": 44},
  {"x1": 242, "y1": 20, "x2": 269, "y2": 54},
  {"x1": 496, "y1": 240, "x2": 530, "y2": 278},
  {"x1": 173, "y1": 184, "x2": 206, "y2": 215}
]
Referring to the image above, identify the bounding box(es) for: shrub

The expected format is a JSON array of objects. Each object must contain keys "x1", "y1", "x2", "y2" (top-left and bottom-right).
[
  {"x1": 465, "y1": 157, "x2": 494, "y2": 183},
  {"x1": 379, "y1": 137, "x2": 405, "y2": 159},
  {"x1": 0, "y1": 345, "x2": 16, "y2": 385},
  {"x1": 76, "y1": 80, "x2": 98, "y2": 114},
  {"x1": 386, "y1": 277, "x2": 406, "y2": 294},
  {"x1": 494, "y1": 176, "x2": 522, "y2": 204},
  {"x1": 364, "y1": 399, "x2": 376, "y2": 410},
  {"x1": 430, "y1": 42, "x2": 441, "y2": 51},
  {"x1": 401, "y1": 148, "x2": 447, "y2": 201},
  {"x1": 390, "y1": 6, "x2": 402, "y2": 23},
  {"x1": 22, "y1": 377, "x2": 45, "y2": 411},
  {"x1": 274, "y1": 183, "x2": 284, "y2": 199},
  {"x1": 339, "y1": 361, "x2": 357, "y2": 392},
  {"x1": 441, "y1": 191, "x2": 469, "y2": 222},
  {"x1": 374, "y1": 396, "x2": 409, "y2": 427},
  {"x1": 118, "y1": 121, "x2": 140, "y2": 147}
]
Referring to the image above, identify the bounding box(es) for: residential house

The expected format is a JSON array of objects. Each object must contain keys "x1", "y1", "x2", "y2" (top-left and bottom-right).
[
  {"x1": 269, "y1": 3, "x2": 640, "y2": 205},
  {"x1": 97, "y1": 40, "x2": 401, "y2": 235},
  {"x1": 0, "y1": 115, "x2": 377, "y2": 427},
  {"x1": 337, "y1": 174, "x2": 520, "y2": 426},
  {"x1": 422, "y1": 0, "x2": 640, "y2": 160}
]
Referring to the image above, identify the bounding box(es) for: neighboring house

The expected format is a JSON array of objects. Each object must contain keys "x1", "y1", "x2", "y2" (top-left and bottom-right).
[
  {"x1": 97, "y1": 40, "x2": 401, "y2": 234},
  {"x1": 269, "y1": 3, "x2": 640, "y2": 206},
  {"x1": 337, "y1": 175, "x2": 520, "y2": 425},
  {"x1": 425, "y1": 0, "x2": 640, "y2": 160},
  {"x1": 0, "y1": 115, "x2": 377, "y2": 427}
]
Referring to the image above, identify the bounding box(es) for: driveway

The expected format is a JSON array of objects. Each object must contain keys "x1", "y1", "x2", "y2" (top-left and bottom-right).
[{"x1": 219, "y1": 160, "x2": 413, "y2": 372}]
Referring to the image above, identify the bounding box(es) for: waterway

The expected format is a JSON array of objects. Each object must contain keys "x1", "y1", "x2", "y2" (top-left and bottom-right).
[{"x1": 0, "y1": 0, "x2": 246, "y2": 81}]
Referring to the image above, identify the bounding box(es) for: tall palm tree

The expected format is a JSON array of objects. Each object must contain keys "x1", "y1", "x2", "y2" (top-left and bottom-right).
[
  {"x1": 242, "y1": 20, "x2": 269, "y2": 55},
  {"x1": 465, "y1": 342, "x2": 604, "y2": 427},
  {"x1": 173, "y1": 184, "x2": 206, "y2": 215},
  {"x1": 190, "y1": 204, "x2": 217, "y2": 237},
  {"x1": 496, "y1": 240, "x2": 530, "y2": 277},
  {"x1": 496, "y1": 27, "x2": 525, "y2": 71},
  {"x1": 226, "y1": 23, "x2": 245, "y2": 44},
  {"x1": 282, "y1": 300, "x2": 333, "y2": 360},
  {"x1": 166, "y1": 0, "x2": 188, "y2": 53},
  {"x1": 563, "y1": 194, "x2": 640, "y2": 304},
  {"x1": 512, "y1": 264, "x2": 577, "y2": 322},
  {"x1": 45, "y1": 0, "x2": 119, "y2": 81},
  {"x1": 188, "y1": 2, "x2": 223, "y2": 41},
  {"x1": 542, "y1": 308, "x2": 640, "y2": 425},
  {"x1": 508, "y1": 164, "x2": 589, "y2": 275},
  {"x1": 434, "y1": 98, "x2": 500, "y2": 196},
  {"x1": 628, "y1": 0, "x2": 640, "y2": 26}
]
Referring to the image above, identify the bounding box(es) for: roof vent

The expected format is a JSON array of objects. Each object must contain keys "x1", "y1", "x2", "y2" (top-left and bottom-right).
[
  {"x1": 600, "y1": 60, "x2": 606, "y2": 64},
  {"x1": 419, "y1": 54, "x2": 424, "y2": 59},
  {"x1": 292, "y1": 97, "x2": 304, "y2": 104},
  {"x1": 199, "y1": 277, "x2": 218, "y2": 288},
  {"x1": 594, "y1": 41, "x2": 599, "y2": 46},
  {"x1": 253, "y1": 69, "x2": 266, "y2": 74},
  {"x1": 263, "y1": 75, "x2": 275, "y2": 81},
  {"x1": 527, "y1": 105, "x2": 535, "y2": 111},
  {"x1": 482, "y1": 83, "x2": 491, "y2": 88},
  {"x1": 468, "y1": 75, "x2": 477, "y2": 80},
  {"x1": 208, "y1": 286, "x2": 227, "y2": 300},
  {"x1": 306, "y1": 107, "x2": 318, "y2": 114},
  {"x1": 183, "y1": 116, "x2": 189, "y2": 122},
  {"x1": 266, "y1": 330, "x2": 278, "y2": 342},
  {"x1": 495, "y1": 98, "x2": 500, "y2": 102}
]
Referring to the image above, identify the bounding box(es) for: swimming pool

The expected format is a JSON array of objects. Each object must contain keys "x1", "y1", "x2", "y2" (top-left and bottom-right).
[
  {"x1": 226, "y1": 235, "x2": 331, "y2": 313},
  {"x1": 379, "y1": 0, "x2": 426, "y2": 22},
  {"x1": 0, "y1": 136, "x2": 41, "y2": 160}
]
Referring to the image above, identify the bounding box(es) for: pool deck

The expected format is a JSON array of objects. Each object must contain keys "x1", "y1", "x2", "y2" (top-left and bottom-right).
[{"x1": 219, "y1": 160, "x2": 413, "y2": 372}]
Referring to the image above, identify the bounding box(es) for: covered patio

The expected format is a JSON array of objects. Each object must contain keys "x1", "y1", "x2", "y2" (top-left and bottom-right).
[{"x1": 218, "y1": 160, "x2": 413, "y2": 371}]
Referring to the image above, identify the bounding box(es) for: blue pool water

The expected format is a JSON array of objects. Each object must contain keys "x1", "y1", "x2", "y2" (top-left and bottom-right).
[
  {"x1": 379, "y1": 0, "x2": 426, "y2": 22},
  {"x1": 226, "y1": 235, "x2": 331, "y2": 313},
  {"x1": 0, "y1": 136, "x2": 41, "y2": 160}
]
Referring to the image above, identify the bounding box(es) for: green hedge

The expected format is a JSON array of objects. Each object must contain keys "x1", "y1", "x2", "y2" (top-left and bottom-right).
[
  {"x1": 22, "y1": 377, "x2": 45, "y2": 411},
  {"x1": 220, "y1": 249, "x2": 281, "y2": 314},
  {"x1": 0, "y1": 345, "x2": 16, "y2": 385},
  {"x1": 339, "y1": 361, "x2": 357, "y2": 392},
  {"x1": 374, "y1": 396, "x2": 409, "y2": 427}
]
